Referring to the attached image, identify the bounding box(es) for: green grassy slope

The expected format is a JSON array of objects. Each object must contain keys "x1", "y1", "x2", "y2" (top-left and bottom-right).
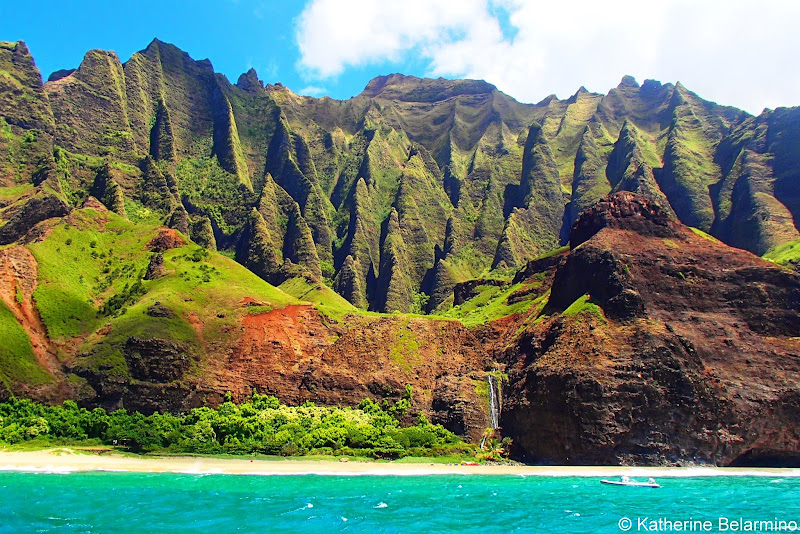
[
  {"x1": 764, "y1": 238, "x2": 800, "y2": 269},
  {"x1": 27, "y1": 206, "x2": 299, "y2": 381},
  {"x1": 442, "y1": 280, "x2": 549, "y2": 327},
  {"x1": 0, "y1": 300, "x2": 51, "y2": 390}
]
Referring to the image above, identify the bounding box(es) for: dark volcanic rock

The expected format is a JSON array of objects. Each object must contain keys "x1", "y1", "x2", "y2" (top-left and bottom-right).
[
  {"x1": 503, "y1": 193, "x2": 800, "y2": 465},
  {"x1": 236, "y1": 68, "x2": 263, "y2": 93},
  {"x1": 145, "y1": 301, "x2": 174, "y2": 317},
  {"x1": 547, "y1": 245, "x2": 645, "y2": 321},
  {"x1": 0, "y1": 193, "x2": 70, "y2": 245},
  {"x1": 570, "y1": 191, "x2": 678, "y2": 248},
  {"x1": 47, "y1": 69, "x2": 75, "y2": 82},
  {"x1": 125, "y1": 336, "x2": 189, "y2": 383},
  {"x1": 430, "y1": 376, "x2": 473, "y2": 435},
  {"x1": 511, "y1": 252, "x2": 567, "y2": 284},
  {"x1": 144, "y1": 252, "x2": 166, "y2": 280}
]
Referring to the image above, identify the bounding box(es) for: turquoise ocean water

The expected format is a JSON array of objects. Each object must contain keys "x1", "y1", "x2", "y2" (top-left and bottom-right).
[{"x1": 0, "y1": 472, "x2": 798, "y2": 533}]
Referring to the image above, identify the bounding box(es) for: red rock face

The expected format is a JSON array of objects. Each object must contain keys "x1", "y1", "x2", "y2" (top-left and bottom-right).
[
  {"x1": 501, "y1": 192, "x2": 800, "y2": 466},
  {"x1": 206, "y1": 309, "x2": 502, "y2": 442},
  {"x1": 147, "y1": 228, "x2": 186, "y2": 252},
  {"x1": 78, "y1": 302, "x2": 501, "y2": 441}
]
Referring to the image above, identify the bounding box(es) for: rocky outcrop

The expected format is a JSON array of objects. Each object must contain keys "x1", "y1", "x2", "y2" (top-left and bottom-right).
[
  {"x1": 124, "y1": 336, "x2": 190, "y2": 383},
  {"x1": 145, "y1": 301, "x2": 174, "y2": 317},
  {"x1": 0, "y1": 192, "x2": 70, "y2": 245},
  {"x1": 191, "y1": 216, "x2": 217, "y2": 251},
  {"x1": 236, "y1": 68, "x2": 263, "y2": 93},
  {"x1": 147, "y1": 228, "x2": 186, "y2": 252},
  {"x1": 569, "y1": 191, "x2": 678, "y2": 248},
  {"x1": 503, "y1": 192, "x2": 800, "y2": 465},
  {"x1": 144, "y1": 252, "x2": 166, "y2": 280},
  {"x1": 90, "y1": 164, "x2": 127, "y2": 217}
]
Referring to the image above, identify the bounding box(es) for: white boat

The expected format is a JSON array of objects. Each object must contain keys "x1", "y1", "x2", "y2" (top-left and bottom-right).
[{"x1": 600, "y1": 476, "x2": 660, "y2": 488}]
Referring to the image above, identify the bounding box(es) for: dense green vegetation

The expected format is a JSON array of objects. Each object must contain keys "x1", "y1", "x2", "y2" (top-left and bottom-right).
[
  {"x1": 764, "y1": 238, "x2": 800, "y2": 269},
  {"x1": 0, "y1": 392, "x2": 470, "y2": 459}
]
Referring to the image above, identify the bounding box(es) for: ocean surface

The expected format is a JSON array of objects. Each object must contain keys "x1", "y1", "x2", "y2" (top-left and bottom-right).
[{"x1": 0, "y1": 471, "x2": 798, "y2": 533}]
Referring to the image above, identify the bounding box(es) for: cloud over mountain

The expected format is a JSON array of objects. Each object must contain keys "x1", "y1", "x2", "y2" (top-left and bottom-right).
[{"x1": 296, "y1": 0, "x2": 800, "y2": 113}]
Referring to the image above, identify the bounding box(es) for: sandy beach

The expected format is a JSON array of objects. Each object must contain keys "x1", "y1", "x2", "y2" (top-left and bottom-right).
[{"x1": 0, "y1": 449, "x2": 798, "y2": 477}]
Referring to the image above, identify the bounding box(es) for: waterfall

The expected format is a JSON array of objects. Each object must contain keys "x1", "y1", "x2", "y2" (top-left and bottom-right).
[{"x1": 488, "y1": 374, "x2": 500, "y2": 429}]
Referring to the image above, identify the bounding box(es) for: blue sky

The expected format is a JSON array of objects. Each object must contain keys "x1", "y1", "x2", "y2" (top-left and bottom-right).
[
  {"x1": 0, "y1": 0, "x2": 429, "y2": 101},
  {"x1": 2, "y1": 0, "x2": 798, "y2": 114},
  {"x1": 1, "y1": 1, "x2": 312, "y2": 93}
]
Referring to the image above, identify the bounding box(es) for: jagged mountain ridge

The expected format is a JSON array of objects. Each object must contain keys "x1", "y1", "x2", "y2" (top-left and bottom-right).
[
  {"x1": 2, "y1": 37, "x2": 800, "y2": 465},
  {"x1": 1, "y1": 39, "x2": 799, "y2": 316}
]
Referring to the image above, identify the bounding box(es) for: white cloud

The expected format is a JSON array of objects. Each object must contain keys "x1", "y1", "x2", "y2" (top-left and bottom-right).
[
  {"x1": 296, "y1": 0, "x2": 488, "y2": 77},
  {"x1": 295, "y1": 0, "x2": 800, "y2": 113},
  {"x1": 298, "y1": 85, "x2": 328, "y2": 96}
]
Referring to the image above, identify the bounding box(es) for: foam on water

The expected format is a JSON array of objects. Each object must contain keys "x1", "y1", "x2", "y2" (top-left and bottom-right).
[{"x1": 0, "y1": 464, "x2": 77, "y2": 474}]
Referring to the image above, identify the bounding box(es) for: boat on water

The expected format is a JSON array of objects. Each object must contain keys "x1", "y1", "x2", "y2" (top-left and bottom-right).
[{"x1": 600, "y1": 476, "x2": 660, "y2": 488}]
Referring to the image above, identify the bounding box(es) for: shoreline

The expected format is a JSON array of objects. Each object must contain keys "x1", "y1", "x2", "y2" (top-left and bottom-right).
[{"x1": 0, "y1": 449, "x2": 799, "y2": 477}]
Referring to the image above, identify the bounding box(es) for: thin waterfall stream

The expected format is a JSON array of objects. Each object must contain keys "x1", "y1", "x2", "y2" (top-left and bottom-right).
[
  {"x1": 488, "y1": 374, "x2": 499, "y2": 429},
  {"x1": 481, "y1": 373, "x2": 501, "y2": 450}
]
